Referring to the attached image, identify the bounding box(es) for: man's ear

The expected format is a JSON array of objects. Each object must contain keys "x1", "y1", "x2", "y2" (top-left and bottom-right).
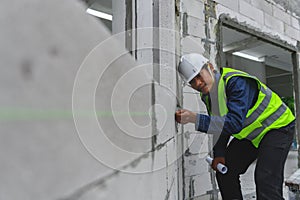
[{"x1": 208, "y1": 63, "x2": 215, "y2": 71}]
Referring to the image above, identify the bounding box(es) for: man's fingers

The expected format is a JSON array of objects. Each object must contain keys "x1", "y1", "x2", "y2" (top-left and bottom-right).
[
  {"x1": 175, "y1": 109, "x2": 192, "y2": 124},
  {"x1": 178, "y1": 109, "x2": 189, "y2": 113},
  {"x1": 212, "y1": 160, "x2": 217, "y2": 171},
  {"x1": 180, "y1": 109, "x2": 187, "y2": 114},
  {"x1": 212, "y1": 157, "x2": 226, "y2": 171},
  {"x1": 175, "y1": 112, "x2": 182, "y2": 123}
]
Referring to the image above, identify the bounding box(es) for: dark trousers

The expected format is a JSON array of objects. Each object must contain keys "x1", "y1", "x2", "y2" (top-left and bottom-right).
[{"x1": 216, "y1": 123, "x2": 295, "y2": 200}]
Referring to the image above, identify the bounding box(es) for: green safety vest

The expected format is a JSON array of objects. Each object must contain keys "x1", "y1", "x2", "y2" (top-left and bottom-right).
[{"x1": 201, "y1": 67, "x2": 295, "y2": 148}]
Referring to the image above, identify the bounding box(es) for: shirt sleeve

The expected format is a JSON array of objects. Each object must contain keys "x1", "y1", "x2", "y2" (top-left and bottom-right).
[{"x1": 195, "y1": 76, "x2": 258, "y2": 157}]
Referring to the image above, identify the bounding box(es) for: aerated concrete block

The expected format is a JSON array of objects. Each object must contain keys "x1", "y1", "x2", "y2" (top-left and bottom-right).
[
  {"x1": 184, "y1": 154, "x2": 209, "y2": 177},
  {"x1": 251, "y1": 0, "x2": 273, "y2": 15},
  {"x1": 264, "y1": 12, "x2": 284, "y2": 33},
  {"x1": 182, "y1": 93, "x2": 203, "y2": 113},
  {"x1": 239, "y1": 0, "x2": 264, "y2": 25},
  {"x1": 184, "y1": 173, "x2": 212, "y2": 198},
  {"x1": 291, "y1": 16, "x2": 300, "y2": 30},
  {"x1": 187, "y1": 133, "x2": 209, "y2": 155},
  {"x1": 285, "y1": 24, "x2": 300, "y2": 41},
  {"x1": 215, "y1": 0, "x2": 239, "y2": 12},
  {"x1": 186, "y1": 16, "x2": 206, "y2": 38},
  {"x1": 273, "y1": 5, "x2": 291, "y2": 25},
  {"x1": 181, "y1": 0, "x2": 205, "y2": 20},
  {"x1": 181, "y1": 36, "x2": 206, "y2": 56}
]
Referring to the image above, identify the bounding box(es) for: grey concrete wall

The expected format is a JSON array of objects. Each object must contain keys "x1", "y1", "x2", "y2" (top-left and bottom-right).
[
  {"x1": 1, "y1": 0, "x2": 180, "y2": 200},
  {"x1": 0, "y1": 0, "x2": 111, "y2": 199}
]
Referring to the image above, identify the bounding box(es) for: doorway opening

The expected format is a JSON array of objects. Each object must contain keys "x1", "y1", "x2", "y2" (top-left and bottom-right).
[{"x1": 221, "y1": 25, "x2": 294, "y2": 99}]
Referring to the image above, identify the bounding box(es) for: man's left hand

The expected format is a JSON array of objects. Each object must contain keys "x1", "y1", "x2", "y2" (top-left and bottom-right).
[{"x1": 212, "y1": 157, "x2": 225, "y2": 171}]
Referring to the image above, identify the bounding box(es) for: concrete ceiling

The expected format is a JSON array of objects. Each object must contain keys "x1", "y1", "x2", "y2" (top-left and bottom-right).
[
  {"x1": 85, "y1": 0, "x2": 112, "y2": 14},
  {"x1": 86, "y1": 0, "x2": 111, "y2": 9}
]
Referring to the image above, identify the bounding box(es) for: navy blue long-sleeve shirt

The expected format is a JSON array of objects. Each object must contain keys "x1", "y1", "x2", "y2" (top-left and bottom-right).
[{"x1": 195, "y1": 75, "x2": 259, "y2": 157}]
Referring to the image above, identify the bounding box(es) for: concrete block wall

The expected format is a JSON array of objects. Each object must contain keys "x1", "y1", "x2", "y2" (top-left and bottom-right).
[
  {"x1": 215, "y1": 0, "x2": 300, "y2": 43},
  {"x1": 0, "y1": 0, "x2": 117, "y2": 199},
  {"x1": 179, "y1": 0, "x2": 216, "y2": 198},
  {"x1": 70, "y1": 0, "x2": 182, "y2": 199}
]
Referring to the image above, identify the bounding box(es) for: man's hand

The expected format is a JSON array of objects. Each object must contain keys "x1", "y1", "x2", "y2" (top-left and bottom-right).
[
  {"x1": 212, "y1": 157, "x2": 225, "y2": 171},
  {"x1": 175, "y1": 109, "x2": 197, "y2": 124}
]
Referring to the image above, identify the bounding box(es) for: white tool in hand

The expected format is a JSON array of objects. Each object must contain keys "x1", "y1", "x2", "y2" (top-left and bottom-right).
[{"x1": 206, "y1": 156, "x2": 228, "y2": 174}]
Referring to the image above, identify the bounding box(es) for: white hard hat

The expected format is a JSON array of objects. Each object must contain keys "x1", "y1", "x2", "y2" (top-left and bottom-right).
[{"x1": 178, "y1": 53, "x2": 209, "y2": 83}]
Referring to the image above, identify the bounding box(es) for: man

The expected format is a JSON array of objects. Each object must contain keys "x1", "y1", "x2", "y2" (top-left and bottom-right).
[{"x1": 175, "y1": 53, "x2": 295, "y2": 200}]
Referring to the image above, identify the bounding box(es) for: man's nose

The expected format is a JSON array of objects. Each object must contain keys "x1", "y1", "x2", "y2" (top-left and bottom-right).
[{"x1": 196, "y1": 77, "x2": 203, "y2": 84}]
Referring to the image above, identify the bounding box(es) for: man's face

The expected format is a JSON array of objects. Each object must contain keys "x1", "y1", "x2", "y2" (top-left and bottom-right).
[{"x1": 189, "y1": 67, "x2": 214, "y2": 94}]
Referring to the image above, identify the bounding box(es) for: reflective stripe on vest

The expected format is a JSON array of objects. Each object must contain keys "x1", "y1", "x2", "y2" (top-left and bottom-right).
[
  {"x1": 243, "y1": 87, "x2": 272, "y2": 128},
  {"x1": 247, "y1": 104, "x2": 287, "y2": 140},
  {"x1": 216, "y1": 68, "x2": 294, "y2": 147}
]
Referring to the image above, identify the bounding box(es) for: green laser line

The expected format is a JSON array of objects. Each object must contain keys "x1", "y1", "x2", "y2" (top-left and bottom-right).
[{"x1": 0, "y1": 108, "x2": 151, "y2": 121}]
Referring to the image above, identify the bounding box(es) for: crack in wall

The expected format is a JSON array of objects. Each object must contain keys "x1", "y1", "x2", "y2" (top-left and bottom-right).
[
  {"x1": 57, "y1": 170, "x2": 120, "y2": 200},
  {"x1": 58, "y1": 135, "x2": 176, "y2": 200},
  {"x1": 164, "y1": 176, "x2": 176, "y2": 200},
  {"x1": 151, "y1": 80, "x2": 158, "y2": 170}
]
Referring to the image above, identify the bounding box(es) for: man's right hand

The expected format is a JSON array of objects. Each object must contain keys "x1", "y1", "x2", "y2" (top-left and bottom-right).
[{"x1": 175, "y1": 109, "x2": 197, "y2": 124}]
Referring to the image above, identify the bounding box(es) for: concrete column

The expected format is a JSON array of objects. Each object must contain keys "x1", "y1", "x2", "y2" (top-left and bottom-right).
[
  {"x1": 112, "y1": 0, "x2": 125, "y2": 34},
  {"x1": 112, "y1": 0, "x2": 127, "y2": 49},
  {"x1": 292, "y1": 52, "x2": 300, "y2": 168}
]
